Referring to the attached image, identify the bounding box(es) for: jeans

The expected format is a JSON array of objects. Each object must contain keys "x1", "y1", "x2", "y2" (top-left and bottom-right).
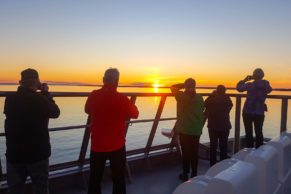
[
  {"x1": 88, "y1": 146, "x2": 126, "y2": 194},
  {"x1": 6, "y1": 158, "x2": 49, "y2": 194},
  {"x1": 179, "y1": 133, "x2": 200, "y2": 177},
  {"x1": 208, "y1": 129, "x2": 230, "y2": 166},
  {"x1": 243, "y1": 113, "x2": 265, "y2": 148}
]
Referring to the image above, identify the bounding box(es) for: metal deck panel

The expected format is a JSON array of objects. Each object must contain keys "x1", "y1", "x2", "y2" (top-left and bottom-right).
[{"x1": 54, "y1": 159, "x2": 210, "y2": 194}]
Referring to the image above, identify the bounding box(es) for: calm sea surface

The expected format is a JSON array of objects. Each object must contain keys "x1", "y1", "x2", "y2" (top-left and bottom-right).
[{"x1": 0, "y1": 85, "x2": 290, "y2": 172}]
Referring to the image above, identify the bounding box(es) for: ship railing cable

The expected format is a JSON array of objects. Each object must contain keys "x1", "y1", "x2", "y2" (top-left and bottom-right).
[{"x1": 0, "y1": 118, "x2": 177, "y2": 136}]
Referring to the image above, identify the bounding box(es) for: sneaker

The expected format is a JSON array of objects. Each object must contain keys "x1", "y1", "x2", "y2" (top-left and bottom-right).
[{"x1": 179, "y1": 173, "x2": 188, "y2": 181}]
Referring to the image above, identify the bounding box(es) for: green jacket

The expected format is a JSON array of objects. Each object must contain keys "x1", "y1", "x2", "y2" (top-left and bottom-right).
[{"x1": 175, "y1": 91, "x2": 204, "y2": 136}]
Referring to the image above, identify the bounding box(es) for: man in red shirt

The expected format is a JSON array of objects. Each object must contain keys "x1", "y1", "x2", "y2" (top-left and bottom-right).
[{"x1": 85, "y1": 68, "x2": 139, "y2": 194}]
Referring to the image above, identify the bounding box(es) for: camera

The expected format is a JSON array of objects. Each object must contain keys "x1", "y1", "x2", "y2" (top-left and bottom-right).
[
  {"x1": 247, "y1": 75, "x2": 253, "y2": 80},
  {"x1": 38, "y1": 83, "x2": 48, "y2": 91}
]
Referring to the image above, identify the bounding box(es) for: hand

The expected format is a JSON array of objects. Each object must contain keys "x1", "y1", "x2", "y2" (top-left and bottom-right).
[
  {"x1": 41, "y1": 83, "x2": 49, "y2": 92},
  {"x1": 171, "y1": 83, "x2": 184, "y2": 93},
  {"x1": 172, "y1": 83, "x2": 184, "y2": 89},
  {"x1": 243, "y1": 75, "x2": 253, "y2": 82}
]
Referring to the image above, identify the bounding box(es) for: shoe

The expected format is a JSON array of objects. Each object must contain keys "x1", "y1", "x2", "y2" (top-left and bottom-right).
[{"x1": 179, "y1": 173, "x2": 188, "y2": 181}]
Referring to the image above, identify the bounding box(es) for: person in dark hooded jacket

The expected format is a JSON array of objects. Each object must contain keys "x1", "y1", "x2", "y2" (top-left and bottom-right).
[
  {"x1": 204, "y1": 85, "x2": 233, "y2": 166},
  {"x1": 4, "y1": 68, "x2": 60, "y2": 194}
]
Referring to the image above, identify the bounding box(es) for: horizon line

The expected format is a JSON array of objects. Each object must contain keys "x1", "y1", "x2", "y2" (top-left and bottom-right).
[{"x1": 0, "y1": 82, "x2": 290, "y2": 92}]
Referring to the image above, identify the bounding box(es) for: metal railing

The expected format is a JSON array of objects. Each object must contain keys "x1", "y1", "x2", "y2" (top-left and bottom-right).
[{"x1": 0, "y1": 91, "x2": 290, "y2": 183}]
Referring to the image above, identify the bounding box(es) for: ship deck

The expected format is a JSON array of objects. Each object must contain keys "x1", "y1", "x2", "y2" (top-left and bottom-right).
[{"x1": 54, "y1": 159, "x2": 210, "y2": 194}]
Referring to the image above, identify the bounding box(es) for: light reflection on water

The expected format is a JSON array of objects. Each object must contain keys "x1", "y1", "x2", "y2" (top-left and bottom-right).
[{"x1": 0, "y1": 85, "x2": 290, "y2": 172}]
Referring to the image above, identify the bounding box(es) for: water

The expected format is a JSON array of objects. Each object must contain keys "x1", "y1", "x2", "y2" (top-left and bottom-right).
[{"x1": 0, "y1": 85, "x2": 290, "y2": 173}]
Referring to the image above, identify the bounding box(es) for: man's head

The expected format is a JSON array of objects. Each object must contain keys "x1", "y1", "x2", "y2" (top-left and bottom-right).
[
  {"x1": 19, "y1": 68, "x2": 41, "y2": 90},
  {"x1": 216, "y1": 85, "x2": 226, "y2": 95},
  {"x1": 252, "y1": 68, "x2": 264, "y2": 80},
  {"x1": 184, "y1": 78, "x2": 196, "y2": 92},
  {"x1": 103, "y1": 68, "x2": 119, "y2": 87}
]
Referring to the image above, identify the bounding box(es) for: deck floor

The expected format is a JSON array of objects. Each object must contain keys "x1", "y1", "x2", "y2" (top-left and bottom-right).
[{"x1": 56, "y1": 159, "x2": 210, "y2": 194}]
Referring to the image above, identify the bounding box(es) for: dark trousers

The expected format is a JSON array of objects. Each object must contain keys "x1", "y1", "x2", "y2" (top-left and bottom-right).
[
  {"x1": 243, "y1": 113, "x2": 265, "y2": 148},
  {"x1": 88, "y1": 146, "x2": 126, "y2": 194},
  {"x1": 208, "y1": 129, "x2": 230, "y2": 166},
  {"x1": 179, "y1": 133, "x2": 200, "y2": 177},
  {"x1": 6, "y1": 158, "x2": 49, "y2": 194}
]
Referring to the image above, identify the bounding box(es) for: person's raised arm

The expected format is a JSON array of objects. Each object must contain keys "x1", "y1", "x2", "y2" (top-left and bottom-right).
[
  {"x1": 170, "y1": 83, "x2": 184, "y2": 95},
  {"x1": 40, "y1": 84, "x2": 60, "y2": 118},
  {"x1": 237, "y1": 76, "x2": 252, "y2": 92}
]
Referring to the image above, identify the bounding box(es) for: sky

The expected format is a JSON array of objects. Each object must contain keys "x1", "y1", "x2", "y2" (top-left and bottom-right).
[{"x1": 0, "y1": 0, "x2": 291, "y2": 88}]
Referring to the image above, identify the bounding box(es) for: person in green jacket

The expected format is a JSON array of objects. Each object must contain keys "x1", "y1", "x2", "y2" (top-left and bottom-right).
[{"x1": 171, "y1": 78, "x2": 204, "y2": 181}]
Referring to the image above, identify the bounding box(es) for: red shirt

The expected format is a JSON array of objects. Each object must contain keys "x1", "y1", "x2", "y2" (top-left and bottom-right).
[{"x1": 85, "y1": 85, "x2": 139, "y2": 152}]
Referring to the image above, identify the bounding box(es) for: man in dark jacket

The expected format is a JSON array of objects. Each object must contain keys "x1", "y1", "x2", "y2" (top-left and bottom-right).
[
  {"x1": 4, "y1": 68, "x2": 60, "y2": 194},
  {"x1": 204, "y1": 85, "x2": 233, "y2": 166}
]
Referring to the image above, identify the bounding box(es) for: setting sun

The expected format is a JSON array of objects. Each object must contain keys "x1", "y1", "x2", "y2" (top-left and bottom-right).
[
  {"x1": 152, "y1": 83, "x2": 162, "y2": 88},
  {"x1": 152, "y1": 80, "x2": 163, "y2": 93}
]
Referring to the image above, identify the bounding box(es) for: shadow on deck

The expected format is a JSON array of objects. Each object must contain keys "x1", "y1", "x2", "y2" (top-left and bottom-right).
[{"x1": 53, "y1": 158, "x2": 210, "y2": 194}]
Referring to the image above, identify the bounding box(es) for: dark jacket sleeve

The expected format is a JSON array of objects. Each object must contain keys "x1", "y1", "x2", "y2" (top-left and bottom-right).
[
  {"x1": 226, "y1": 96, "x2": 233, "y2": 113},
  {"x1": 265, "y1": 80, "x2": 272, "y2": 94},
  {"x1": 39, "y1": 92, "x2": 60, "y2": 118}
]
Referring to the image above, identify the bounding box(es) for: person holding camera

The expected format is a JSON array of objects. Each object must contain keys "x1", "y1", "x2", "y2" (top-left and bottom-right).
[
  {"x1": 171, "y1": 78, "x2": 204, "y2": 181},
  {"x1": 4, "y1": 68, "x2": 60, "y2": 194},
  {"x1": 237, "y1": 68, "x2": 272, "y2": 148}
]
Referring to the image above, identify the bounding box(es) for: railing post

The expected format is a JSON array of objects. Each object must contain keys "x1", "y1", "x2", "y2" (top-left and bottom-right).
[
  {"x1": 280, "y1": 98, "x2": 288, "y2": 133},
  {"x1": 0, "y1": 157, "x2": 2, "y2": 182},
  {"x1": 78, "y1": 116, "x2": 91, "y2": 168},
  {"x1": 126, "y1": 96, "x2": 137, "y2": 135},
  {"x1": 125, "y1": 95, "x2": 137, "y2": 183},
  {"x1": 234, "y1": 96, "x2": 242, "y2": 153},
  {"x1": 144, "y1": 96, "x2": 167, "y2": 158}
]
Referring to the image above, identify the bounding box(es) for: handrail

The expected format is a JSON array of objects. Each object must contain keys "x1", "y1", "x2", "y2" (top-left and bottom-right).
[
  {"x1": 0, "y1": 91, "x2": 291, "y2": 98},
  {"x1": 0, "y1": 118, "x2": 177, "y2": 137},
  {"x1": 0, "y1": 91, "x2": 290, "y2": 183}
]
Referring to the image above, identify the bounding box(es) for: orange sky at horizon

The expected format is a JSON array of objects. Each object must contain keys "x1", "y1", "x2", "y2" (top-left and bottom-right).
[
  {"x1": 1, "y1": 64, "x2": 290, "y2": 89},
  {"x1": 1, "y1": 1, "x2": 291, "y2": 89}
]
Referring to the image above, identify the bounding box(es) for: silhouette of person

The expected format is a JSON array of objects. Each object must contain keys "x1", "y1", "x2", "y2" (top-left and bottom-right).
[
  {"x1": 237, "y1": 68, "x2": 272, "y2": 148},
  {"x1": 204, "y1": 85, "x2": 233, "y2": 166},
  {"x1": 85, "y1": 68, "x2": 139, "y2": 194},
  {"x1": 171, "y1": 78, "x2": 204, "y2": 181},
  {"x1": 4, "y1": 68, "x2": 60, "y2": 194}
]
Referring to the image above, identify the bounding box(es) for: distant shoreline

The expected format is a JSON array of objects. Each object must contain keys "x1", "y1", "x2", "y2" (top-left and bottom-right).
[{"x1": 0, "y1": 82, "x2": 290, "y2": 92}]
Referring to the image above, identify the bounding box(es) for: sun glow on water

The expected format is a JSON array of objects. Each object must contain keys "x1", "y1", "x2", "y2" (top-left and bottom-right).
[{"x1": 152, "y1": 81, "x2": 162, "y2": 93}]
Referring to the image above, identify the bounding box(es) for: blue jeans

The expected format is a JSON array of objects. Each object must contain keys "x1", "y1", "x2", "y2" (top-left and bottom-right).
[{"x1": 7, "y1": 159, "x2": 49, "y2": 194}]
